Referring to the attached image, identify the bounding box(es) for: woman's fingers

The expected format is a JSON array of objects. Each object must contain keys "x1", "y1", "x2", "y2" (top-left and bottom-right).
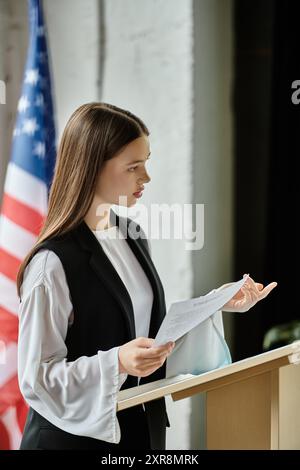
[
  {"x1": 225, "y1": 275, "x2": 278, "y2": 312},
  {"x1": 141, "y1": 343, "x2": 173, "y2": 359},
  {"x1": 236, "y1": 281, "x2": 277, "y2": 310},
  {"x1": 232, "y1": 286, "x2": 250, "y2": 310},
  {"x1": 139, "y1": 354, "x2": 169, "y2": 365},
  {"x1": 245, "y1": 277, "x2": 278, "y2": 300},
  {"x1": 230, "y1": 288, "x2": 243, "y2": 300},
  {"x1": 245, "y1": 276, "x2": 260, "y2": 292},
  {"x1": 259, "y1": 282, "x2": 278, "y2": 299},
  {"x1": 138, "y1": 359, "x2": 166, "y2": 372}
]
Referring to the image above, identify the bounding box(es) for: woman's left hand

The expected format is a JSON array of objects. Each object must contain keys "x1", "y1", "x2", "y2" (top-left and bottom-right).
[{"x1": 221, "y1": 275, "x2": 278, "y2": 313}]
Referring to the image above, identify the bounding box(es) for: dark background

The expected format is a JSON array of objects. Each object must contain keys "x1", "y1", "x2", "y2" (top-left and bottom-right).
[{"x1": 233, "y1": 0, "x2": 299, "y2": 360}]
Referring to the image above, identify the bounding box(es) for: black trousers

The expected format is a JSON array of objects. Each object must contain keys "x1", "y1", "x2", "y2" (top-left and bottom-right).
[{"x1": 20, "y1": 405, "x2": 153, "y2": 450}]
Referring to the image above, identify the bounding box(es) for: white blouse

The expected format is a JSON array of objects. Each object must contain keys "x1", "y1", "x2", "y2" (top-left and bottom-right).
[{"x1": 18, "y1": 225, "x2": 154, "y2": 444}]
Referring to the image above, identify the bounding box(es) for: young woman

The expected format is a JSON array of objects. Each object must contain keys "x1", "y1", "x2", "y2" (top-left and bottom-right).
[{"x1": 17, "y1": 102, "x2": 277, "y2": 450}]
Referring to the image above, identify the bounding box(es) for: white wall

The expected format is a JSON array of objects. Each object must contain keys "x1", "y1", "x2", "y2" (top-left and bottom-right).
[
  {"x1": 43, "y1": 0, "x2": 100, "y2": 139},
  {"x1": 102, "y1": 0, "x2": 195, "y2": 290}
]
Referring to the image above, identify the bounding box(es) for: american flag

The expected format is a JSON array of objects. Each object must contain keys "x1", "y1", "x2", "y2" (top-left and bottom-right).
[{"x1": 0, "y1": 0, "x2": 56, "y2": 449}]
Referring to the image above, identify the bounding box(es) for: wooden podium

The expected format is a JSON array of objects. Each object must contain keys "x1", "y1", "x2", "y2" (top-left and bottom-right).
[{"x1": 117, "y1": 341, "x2": 300, "y2": 449}]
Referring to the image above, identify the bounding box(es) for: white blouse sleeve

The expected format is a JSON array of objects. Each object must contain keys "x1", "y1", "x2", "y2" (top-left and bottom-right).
[{"x1": 18, "y1": 250, "x2": 128, "y2": 444}]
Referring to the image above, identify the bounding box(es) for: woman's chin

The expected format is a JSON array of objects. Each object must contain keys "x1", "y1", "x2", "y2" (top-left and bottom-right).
[
  {"x1": 115, "y1": 197, "x2": 136, "y2": 208},
  {"x1": 128, "y1": 200, "x2": 137, "y2": 207}
]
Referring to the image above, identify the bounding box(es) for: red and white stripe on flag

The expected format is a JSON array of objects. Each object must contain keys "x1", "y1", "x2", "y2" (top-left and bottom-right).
[{"x1": 0, "y1": 163, "x2": 47, "y2": 449}]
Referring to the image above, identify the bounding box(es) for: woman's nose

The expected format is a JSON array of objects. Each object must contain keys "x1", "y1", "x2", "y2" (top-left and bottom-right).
[
  {"x1": 144, "y1": 173, "x2": 151, "y2": 183},
  {"x1": 138, "y1": 172, "x2": 151, "y2": 184}
]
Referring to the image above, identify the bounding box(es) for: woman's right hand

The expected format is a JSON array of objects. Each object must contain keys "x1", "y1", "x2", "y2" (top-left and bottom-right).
[{"x1": 118, "y1": 337, "x2": 175, "y2": 377}]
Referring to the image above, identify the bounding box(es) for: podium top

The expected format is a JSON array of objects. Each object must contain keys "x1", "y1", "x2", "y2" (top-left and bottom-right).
[{"x1": 117, "y1": 341, "x2": 300, "y2": 411}]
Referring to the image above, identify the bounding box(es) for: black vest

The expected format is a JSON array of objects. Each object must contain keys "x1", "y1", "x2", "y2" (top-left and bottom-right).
[{"x1": 20, "y1": 211, "x2": 170, "y2": 450}]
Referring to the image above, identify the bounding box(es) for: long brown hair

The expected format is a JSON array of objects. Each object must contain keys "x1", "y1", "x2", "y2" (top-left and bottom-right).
[{"x1": 17, "y1": 102, "x2": 149, "y2": 297}]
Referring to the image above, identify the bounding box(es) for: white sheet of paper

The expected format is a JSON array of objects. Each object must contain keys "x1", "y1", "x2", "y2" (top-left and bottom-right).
[{"x1": 153, "y1": 275, "x2": 249, "y2": 347}]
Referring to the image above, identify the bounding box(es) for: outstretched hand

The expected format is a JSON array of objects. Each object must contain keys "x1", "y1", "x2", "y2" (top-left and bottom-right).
[{"x1": 221, "y1": 275, "x2": 278, "y2": 313}]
